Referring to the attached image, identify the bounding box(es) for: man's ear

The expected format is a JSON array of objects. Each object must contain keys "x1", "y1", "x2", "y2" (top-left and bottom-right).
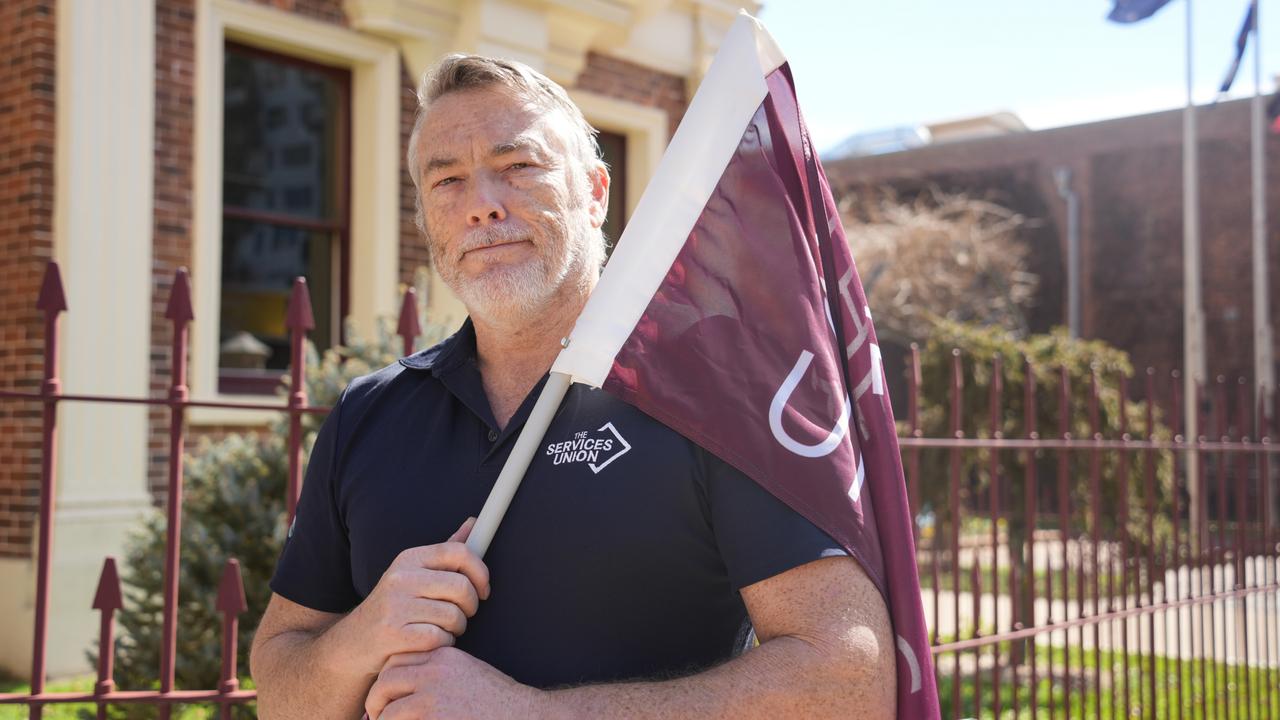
[{"x1": 586, "y1": 161, "x2": 610, "y2": 230}]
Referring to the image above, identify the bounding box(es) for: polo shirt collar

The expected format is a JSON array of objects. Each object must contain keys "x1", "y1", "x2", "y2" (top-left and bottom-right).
[
  {"x1": 397, "y1": 319, "x2": 551, "y2": 448},
  {"x1": 399, "y1": 318, "x2": 476, "y2": 376}
]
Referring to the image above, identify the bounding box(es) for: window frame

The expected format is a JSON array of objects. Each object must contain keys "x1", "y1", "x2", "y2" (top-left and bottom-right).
[
  {"x1": 218, "y1": 41, "x2": 353, "y2": 395},
  {"x1": 192, "y1": 0, "x2": 401, "y2": 426}
]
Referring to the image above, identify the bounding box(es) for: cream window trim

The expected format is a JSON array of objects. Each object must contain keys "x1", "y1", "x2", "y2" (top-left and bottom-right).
[
  {"x1": 191, "y1": 0, "x2": 401, "y2": 426},
  {"x1": 569, "y1": 90, "x2": 668, "y2": 220}
]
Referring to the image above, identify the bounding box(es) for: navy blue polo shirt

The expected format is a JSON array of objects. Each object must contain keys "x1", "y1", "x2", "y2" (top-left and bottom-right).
[{"x1": 270, "y1": 320, "x2": 841, "y2": 688}]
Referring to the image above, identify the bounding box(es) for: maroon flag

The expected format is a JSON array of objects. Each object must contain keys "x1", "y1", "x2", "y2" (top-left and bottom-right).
[{"x1": 552, "y1": 13, "x2": 937, "y2": 717}]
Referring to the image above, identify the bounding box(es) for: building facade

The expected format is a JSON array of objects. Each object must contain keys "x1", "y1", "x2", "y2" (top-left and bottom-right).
[
  {"x1": 0, "y1": 0, "x2": 756, "y2": 677},
  {"x1": 826, "y1": 99, "x2": 1280, "y2": 398}
]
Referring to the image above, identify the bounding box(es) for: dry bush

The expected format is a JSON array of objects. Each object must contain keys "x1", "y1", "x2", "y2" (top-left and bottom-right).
[{"x1": 840, "y1": 188, "x2": 1039, "y2": 344}]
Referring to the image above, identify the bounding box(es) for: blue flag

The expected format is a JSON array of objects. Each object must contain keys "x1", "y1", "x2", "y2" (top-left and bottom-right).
[
  {"x1": 1219, "y1": 2, "x2": 1258, "y2": 94},
  {"x1": 1107, "y1": 0, "x2": 1176, "y2": 23}
]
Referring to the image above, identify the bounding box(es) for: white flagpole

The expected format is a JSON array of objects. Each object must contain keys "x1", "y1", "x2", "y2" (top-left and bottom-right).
[
  {"x1": 1183, "y1": 0, "x2": 1205, "y2": 539},
  {"x1": 1251, "y1": 0, "x2": 1274, "y2": 419},
  {"x1": 465, "y1": 372, "x2": 572, "y2": 557}
]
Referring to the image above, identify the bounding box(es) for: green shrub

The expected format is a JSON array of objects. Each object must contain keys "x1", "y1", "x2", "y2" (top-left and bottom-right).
[{"x1": 911, "y1": 320, "x2": 1176, "y2": 597}]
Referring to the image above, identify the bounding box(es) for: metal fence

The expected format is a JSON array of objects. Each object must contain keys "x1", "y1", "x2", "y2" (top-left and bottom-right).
[
  {"x1": 0, "y1": 259, "x2": 1276, "y2": 718},
  {"x1": 910, "y1": 348, "x2": 1280, "y2": 718}
]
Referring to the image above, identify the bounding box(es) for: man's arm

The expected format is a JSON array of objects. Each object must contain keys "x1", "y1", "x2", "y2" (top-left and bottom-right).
[
  {"x1": 251, "y1": 519, "x2": 490, "y2": 720},
  {"x1": 250, "y1": 595, "x2": 371, "y2": 720},
  {"x1": 364, "y1": 555, "x2": 896, "y2": 720}
]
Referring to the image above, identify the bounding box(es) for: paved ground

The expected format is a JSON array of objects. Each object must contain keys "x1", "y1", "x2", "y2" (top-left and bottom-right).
[{"x1": 921, "y1": 554, "x2": 1280, "y2": 667}]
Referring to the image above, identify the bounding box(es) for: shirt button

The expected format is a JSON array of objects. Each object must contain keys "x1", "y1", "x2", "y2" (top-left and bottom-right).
[{"x1": 488, "y1": 429, "x2": 498, "y2": 442}]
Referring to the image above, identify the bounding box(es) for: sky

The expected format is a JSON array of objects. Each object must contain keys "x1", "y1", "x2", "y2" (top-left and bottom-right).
[{"x1": 757, "y1": 0, "x2": 1280, "y2": 153}]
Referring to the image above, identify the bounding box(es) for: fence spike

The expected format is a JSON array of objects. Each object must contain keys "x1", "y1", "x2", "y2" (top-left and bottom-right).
[
  {"x1": 286, "y1": 277, "x2": 315, "y2": 332},
  {"x1": 217, "y1": 559, "x2": 248, "y2": 616},
  {"x1": 92, "y1": 557, "x2": 122, "y2": 715},
  {"x1": 91, "y1": 558, "x2": 122, "y2": 612},
  {"x1": 164, "y1": 268, "x2": 194, "y2": 324},
  {"x1": 217, "y1": 559, "x2": 247, "y2": 717},
  {"x1": 397, "y1": 287, "x2": 422, "y2": 357},
  {"x1": 36, "y1": 261, "x2": 67, "y2": 314}
]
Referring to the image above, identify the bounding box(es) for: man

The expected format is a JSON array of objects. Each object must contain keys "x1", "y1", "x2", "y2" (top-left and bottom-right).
[{"x1": 250, "y1": 54, "x2": 896, "y2": 719}]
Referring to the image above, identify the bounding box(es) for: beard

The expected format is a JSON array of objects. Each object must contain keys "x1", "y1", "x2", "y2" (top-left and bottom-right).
[{"x1": 428, "y1": 210, "x2": 602, "y2": 325}]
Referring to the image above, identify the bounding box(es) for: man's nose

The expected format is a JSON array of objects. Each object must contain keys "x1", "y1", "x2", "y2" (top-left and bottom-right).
[{"x1": 466, "y1": 174, "x2": 507, "y2": 226}]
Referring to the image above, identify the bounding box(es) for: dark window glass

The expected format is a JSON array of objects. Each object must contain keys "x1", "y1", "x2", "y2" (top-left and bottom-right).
[
  {"x1": 597, "y1": 131, "x2": 627, "y2": 249},
  {"x1": 220, "y1": 44, "x2": 349, "y2": 393}
]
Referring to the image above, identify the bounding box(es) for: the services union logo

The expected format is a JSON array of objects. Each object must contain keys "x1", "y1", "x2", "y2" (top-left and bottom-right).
[{"x1": 544, "y1": 422, "x2": 631, "y2": 474}]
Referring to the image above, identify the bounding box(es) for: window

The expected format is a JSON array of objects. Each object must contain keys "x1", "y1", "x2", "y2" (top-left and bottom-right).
[{"x1": 219, "y1": 43, "x2": 350, "y2": 394}]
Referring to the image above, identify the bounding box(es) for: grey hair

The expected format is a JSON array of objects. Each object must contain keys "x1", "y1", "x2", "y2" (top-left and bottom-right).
[{"x1": 406, "y1": 54, "x2": 602, "y2": 200}]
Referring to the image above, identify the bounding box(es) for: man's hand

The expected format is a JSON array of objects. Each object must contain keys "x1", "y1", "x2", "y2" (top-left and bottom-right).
[
  {"x1": 339, "y1": 517, "x2": 491, "y2": 677},
  {"x1": 364, "y1": 647, "x2": 539, "y2": 720}
]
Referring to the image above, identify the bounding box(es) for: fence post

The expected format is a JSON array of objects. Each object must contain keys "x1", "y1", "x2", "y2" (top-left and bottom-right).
[
  {"x1": 398, "y1": 287, "x2": 422, "y2": 358},
  {"x1": 159, "y1": 269, "x2": 194, "y2": 720},
  {"x1": 217, "y1": 559, "x2": 248, "y2": 720},
  {"x1": 286, "y1": 278, "x2": 314, "y2": 520},
  {"x1": 1018, "y1": 357, "x2": 1037, "y2": 716},
  {"x1": 91, "y1": 557, "x2": 122, "y2": 720},
  {"x1": 30, "y1": 261, "x2": 67, "y2": 720}
]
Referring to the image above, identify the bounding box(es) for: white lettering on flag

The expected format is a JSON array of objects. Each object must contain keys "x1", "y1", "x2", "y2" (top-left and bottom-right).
[
  {"x1": 838, "y1": 267, "x2": 871, "y2": 359},
  {"x1": 768, "y1": 350, "x2": 850, "y2": 458},
  {"x1": 896, "y1": 635, "x2": 923, "y2": 694},
  {"x1": 852, "y1": 342, "x2": 885, "y2": 402},
  {"x1": 849, "y1": 455, "x2": 866, "y2": 499}
]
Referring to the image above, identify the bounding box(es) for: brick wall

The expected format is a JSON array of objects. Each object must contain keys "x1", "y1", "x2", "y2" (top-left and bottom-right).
[
  {"x1": 575, "y1": 51, "x2": 688, "y2": 143},
  {"x1": 0, "y1": 0, "x2": 56, "y2": 559},
  {"x1": 400, "y1": 65, "x2": 430, "y2": 288},
  {"x1": 149, "y1": 0, "x2": 197, "y2": 501},
  {"x1": 827, "y1": 100, "x2": 1280, "y2": 398}
]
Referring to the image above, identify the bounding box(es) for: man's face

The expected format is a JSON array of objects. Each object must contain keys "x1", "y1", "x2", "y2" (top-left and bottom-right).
[{"x1": 414, "y1": 86, "x2": 607, "y2": 323}]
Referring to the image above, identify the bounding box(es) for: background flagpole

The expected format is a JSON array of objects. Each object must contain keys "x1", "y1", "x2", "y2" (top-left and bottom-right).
[
  {"x1": 1252, "y1": 0, "x2": 1274, "y2": 419},
  {"x1": 1183, "y1": 0, "x2": 1206, "y2": 540}
]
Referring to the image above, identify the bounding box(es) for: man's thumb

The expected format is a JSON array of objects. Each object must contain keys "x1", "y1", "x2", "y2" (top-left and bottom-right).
[{"x1": 449, "y1": 516, "x2": 477, "y2": 543}]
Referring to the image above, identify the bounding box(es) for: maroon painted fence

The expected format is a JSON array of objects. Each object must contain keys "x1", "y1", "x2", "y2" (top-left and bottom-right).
[
  {"x1": 910, "y1": 347, "x2": 1280, "y2": 718},
  {"x1": 0, "y1": 260, "x2": 1277, "y2": 718}
]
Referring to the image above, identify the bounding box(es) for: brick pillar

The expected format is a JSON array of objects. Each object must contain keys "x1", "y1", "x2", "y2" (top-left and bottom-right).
[{"x1": 0, "y1": 6, "x2": 53, "y2": 672}]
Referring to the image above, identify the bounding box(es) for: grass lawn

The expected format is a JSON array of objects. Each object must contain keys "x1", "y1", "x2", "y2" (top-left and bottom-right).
[
  {"x1": 938, "y1": 643, "x2": 1280, "y2": 719},
  {"x1": 0, "y1": 674, "x2": 255, "y2": 720}
]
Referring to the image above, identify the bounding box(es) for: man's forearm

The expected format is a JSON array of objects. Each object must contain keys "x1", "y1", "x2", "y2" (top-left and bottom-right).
[
  {"x1": 252, "y1": 619, "x2": 373, "y2": 720},
  {"x1": 534, "y1": 633, "x2": 894, "y2": 720}
]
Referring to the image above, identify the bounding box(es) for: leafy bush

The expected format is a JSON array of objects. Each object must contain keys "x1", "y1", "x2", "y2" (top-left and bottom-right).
[{"x1": 910, "y1": 320, "x2": 1176, "y2": 594}]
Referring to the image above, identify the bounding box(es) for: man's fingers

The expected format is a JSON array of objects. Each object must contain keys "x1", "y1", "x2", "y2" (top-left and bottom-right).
[
  {"x1": 408, "y1": 597, "x2": 468, "y2": 636},
  {"x1": 376, "y1": 694, "x2": 422, "y2": 720},
  {"x1": 400, "y1": 622, "x2": 456, "y2": 654},
  {"x1": 448, "y1": 516, "x2": 477, "y2": 543},
  {"x1": 403, "y1": 568, "x2": 480, "y2": 616},
  {"x1": 365, "y1": 663, "x2": 421, "y2": 720},
  {"x1": 383, "y1": 650, "x2": 434, "y2": 670},
  {"x1": 402, "y1": 543, "x2": 491, "y2": 603}
]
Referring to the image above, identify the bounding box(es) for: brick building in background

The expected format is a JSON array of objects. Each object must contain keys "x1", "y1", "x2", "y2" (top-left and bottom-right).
[
  {"x1": 0, "y1": 0, "x2": 756, "y2": 677},
  {"x1": 826, "y1": 98, "x2": 1280, "y2": 397}
]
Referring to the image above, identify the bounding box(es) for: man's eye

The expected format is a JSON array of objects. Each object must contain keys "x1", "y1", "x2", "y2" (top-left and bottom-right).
[
  {"x1": 433, "y1": 176, "x2": 460, "y2": 188},
  {"x1": 506, "y1": 162, "x2": 530, "y2": 171}
]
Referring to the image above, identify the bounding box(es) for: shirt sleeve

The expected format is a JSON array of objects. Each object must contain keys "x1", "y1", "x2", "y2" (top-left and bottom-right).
[
  {"x1": 702, "y1": 451, "x2": 848, "y2": 592},
  {"x1": 269, "y1": 389, "x2": 361, "y2": 613}
]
